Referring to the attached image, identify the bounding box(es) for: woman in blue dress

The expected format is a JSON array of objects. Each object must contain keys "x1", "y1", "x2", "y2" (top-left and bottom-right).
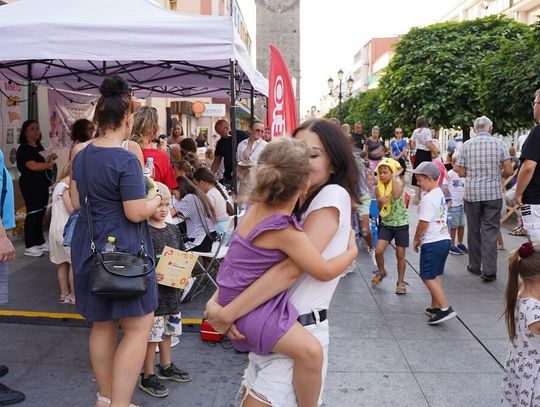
[{"x1": 70, "y1": 75, "x2": 162, "y2": 407}]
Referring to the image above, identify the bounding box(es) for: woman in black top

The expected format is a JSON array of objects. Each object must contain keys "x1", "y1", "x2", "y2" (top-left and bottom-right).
[{"x1": 16, "y1": 120, "x2": 56, "y2": 257}]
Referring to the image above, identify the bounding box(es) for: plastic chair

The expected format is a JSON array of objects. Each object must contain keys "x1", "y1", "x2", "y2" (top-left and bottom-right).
[{"x1": 187, "y1": 215, "x2": 236, "y2": 296}]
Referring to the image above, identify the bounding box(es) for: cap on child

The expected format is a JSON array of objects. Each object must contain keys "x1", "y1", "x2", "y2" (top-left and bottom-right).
[{"x1": 413, "y1": 161, "x2": 440, "y2": 180}]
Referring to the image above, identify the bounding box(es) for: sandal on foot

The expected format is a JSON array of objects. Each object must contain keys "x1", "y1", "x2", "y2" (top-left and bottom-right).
[
  {"x1": 96, "y1": 393, "x2": 142, "y2": 407},
  {"x1": 371, "y1": 271, "x2": 387, "y2": 287},
  {"x1": 509, "y1": 227, "x2": 526, "y2": 236},
  {"x1": 395, "y1": 281, "x2": 409, "y2": 295},
  {"x1": 58, "y1": 294, "x2": 70, "y2": 304}
]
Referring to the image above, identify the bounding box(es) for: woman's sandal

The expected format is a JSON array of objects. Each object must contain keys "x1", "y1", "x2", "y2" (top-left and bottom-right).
[
  {"x1": 96, "y1": 393, "x2": 142, "y2": 407},
  {"x1": 395, "y1": 281, "x2": 409, "y2": 295},
  {"x1": 509, "y1": 226, "x2": 526, "y2": 236},
  {"x1": 371, "y1": 271, "x2": 387, "y2": 287}
]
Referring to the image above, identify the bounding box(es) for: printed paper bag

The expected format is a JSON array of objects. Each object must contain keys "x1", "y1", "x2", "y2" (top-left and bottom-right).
[{"x1": 155, "y1": 246, "x2": 198, "y2": 289}]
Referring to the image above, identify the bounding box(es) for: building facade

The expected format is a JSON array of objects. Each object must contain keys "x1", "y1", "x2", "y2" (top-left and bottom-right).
[
  {"x1": 254, "y1": 0, "x2": 301, "y2": 121},
  {"x1": 440, "y1": 0, "x2": 540, "y2": 24},
  {"x1": 351, "y1": 37, "x2": 399, "y2": 94}
]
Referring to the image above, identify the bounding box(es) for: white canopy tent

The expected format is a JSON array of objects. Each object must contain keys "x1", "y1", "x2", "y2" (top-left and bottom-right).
[
  {"x1": 0, "y1": 0, "x2": 268, "y2": 99},
  {"x1": 0, "y1": 0, "x2": 268, "y2": 196}
]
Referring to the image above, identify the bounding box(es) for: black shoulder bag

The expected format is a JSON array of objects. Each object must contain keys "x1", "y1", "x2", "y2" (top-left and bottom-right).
[{"x1": 81, "y1": 147, "x2": 155, "y2": 298}]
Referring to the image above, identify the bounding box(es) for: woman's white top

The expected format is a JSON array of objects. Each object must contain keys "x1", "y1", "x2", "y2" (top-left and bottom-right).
[
  {"x1": 412, "y1": 127, "x2": 433, "y2": 151},
  {"x1": 207, "y1": 186, "x2": 228, "y2": 221},
  {"x1": 288, "y1": 184, "x2": 352, "y2": 315}
]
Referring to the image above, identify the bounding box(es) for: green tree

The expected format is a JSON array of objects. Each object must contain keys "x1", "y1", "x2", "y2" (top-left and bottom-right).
[
  {"x1": 379, "y1": 15, "x2": 532, "y2": 138},
  {"x1": 328, "y1": 89, "x2": 395, "y2": 139},
  {"x1": 478, "y1": 20, "x2": 540, "y2": 133}
]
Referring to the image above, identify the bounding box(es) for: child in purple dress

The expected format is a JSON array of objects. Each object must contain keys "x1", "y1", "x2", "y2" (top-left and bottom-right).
[{"x1": 215, "y1": 138, "x2": 358, "y2": 407}]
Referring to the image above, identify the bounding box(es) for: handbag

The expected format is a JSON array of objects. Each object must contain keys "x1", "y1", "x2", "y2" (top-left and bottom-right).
[{"x1": 81, "y1": 148, "x2": 154, "y2": 298}]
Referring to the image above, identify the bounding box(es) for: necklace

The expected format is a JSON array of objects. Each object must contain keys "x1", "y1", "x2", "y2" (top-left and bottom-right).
[{"x1": 99, "y1": 136, "x2": 123, "y2": 146}]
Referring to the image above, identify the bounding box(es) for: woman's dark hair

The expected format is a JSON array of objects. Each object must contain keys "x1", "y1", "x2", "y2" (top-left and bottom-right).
[
  {"x1": 193, "y1": 167, "x2": 231, "y2": 205},
  {"x1": 19, "y1": 120, "x2": 42, "y2": 146},
  {"x1": 71, "y1": 119, "x2": 93, "y2": 143},
  {"x1": 177, "y1": 175, "x2": 216, "y2": 222},
  {"x1": 292, "y1": 119, "x2": 360, "y2": 217},
  {"x1": 180, "y1": 138, "x2": 197, "y2": 155},
  {"x1": 416, "y1": 116, "x2": 429, "y2": 129},
  {"x1": 93, "y1": 75, "x2": 132, "y2": 131}
]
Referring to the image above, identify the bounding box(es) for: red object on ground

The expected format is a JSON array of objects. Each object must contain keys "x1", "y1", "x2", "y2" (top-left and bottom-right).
[
  {"x1": 200, "y1": 320, "x2": 224, "y2": 343},
  {"x1": 268, "y1": 44, "x2": 298, "y2": 138}
]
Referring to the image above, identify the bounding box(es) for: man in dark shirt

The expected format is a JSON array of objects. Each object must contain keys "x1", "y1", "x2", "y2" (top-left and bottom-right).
[
  {"x1": 210, "y1": 119, "x2": 248, "y2": 188},
  {"x1": 515, "y1": 88, "x2": 540, "y2": 243},
  {"x1": 351, "y1": 122, "x2": 366, "y2": 151}
]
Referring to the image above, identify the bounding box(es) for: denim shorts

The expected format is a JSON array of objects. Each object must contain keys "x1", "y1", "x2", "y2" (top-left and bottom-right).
[
  {"x1": 420, "y1": 240, "x2": 451, "y2": 280},
  {"x1": 447, "y1": 205, "x2": 465, "y2": 229}
]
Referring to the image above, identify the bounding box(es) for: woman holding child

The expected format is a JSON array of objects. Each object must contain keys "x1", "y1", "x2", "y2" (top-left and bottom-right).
[{"x1": 206, "y1": 118, "x2": 360, "y2": 406}]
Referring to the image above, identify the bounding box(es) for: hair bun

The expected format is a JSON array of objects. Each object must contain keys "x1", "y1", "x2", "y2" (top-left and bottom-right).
[
  {"x1": 518, "y1": 241, "x2": 534, "y2": 259},
  {"x1": 99, "y1": 75, "x2": 130, "y2": 97}
]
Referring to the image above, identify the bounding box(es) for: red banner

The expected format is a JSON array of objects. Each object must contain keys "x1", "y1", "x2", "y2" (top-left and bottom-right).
[{"x1": 268, "y1": 44, "x2": 297, "y2": 138}]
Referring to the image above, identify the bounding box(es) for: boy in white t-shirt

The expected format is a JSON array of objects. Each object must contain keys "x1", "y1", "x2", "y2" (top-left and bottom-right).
[
  {"x1": 413, "y1": 162, "x2": 457, "y2": 325},
  {"x1": 441, "y1": 157, "x2": 468, "y2": 255}
]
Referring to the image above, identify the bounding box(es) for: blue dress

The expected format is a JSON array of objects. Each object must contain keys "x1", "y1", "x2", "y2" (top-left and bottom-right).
[{"x1": 71, "y1": 144, "x2": 157, "y2": 322}]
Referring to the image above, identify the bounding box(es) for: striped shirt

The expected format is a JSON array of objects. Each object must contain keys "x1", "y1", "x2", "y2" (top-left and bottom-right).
[
  {"x1": 174, "y1": 194, "x2": 216, "y2": 246},
  {"x1": 456, "y1": 133, "x2": 510, "y2": 202}
]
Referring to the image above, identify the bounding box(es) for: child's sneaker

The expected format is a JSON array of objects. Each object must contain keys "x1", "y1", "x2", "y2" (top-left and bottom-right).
[
  {"x1": 139, "y1": 374, "x2": 168, "y2": 398},
  {"x1": 425, "y1": 307, "x2": 440, "y2": 317},
  {"x1": 428, "y1": 307, "x2": 457, "y2": 325},
  {"x1": 395, "y1": 281, "x2": 409, "y2": 295},
  {"x1": 449, "y1": 245, "x2": 463, "y2": 255},
  {"x1": 371, "y1": 271, "x2": 387, "y2": 287},
  {"x1": 157, "y1": 363, "x2": 192, "y2": 382},
  {"x1": 457, "y1": 243, "x2": 468, "y2": 253}
]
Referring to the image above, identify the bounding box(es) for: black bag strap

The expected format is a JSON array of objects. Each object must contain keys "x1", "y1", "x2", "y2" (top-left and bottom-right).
[
  {"x1": 81, "y1": 147, "x2": 145, "y2": 254},
  {"x1": 0, "y1": 167, "x2": 7, "y2": 219}
]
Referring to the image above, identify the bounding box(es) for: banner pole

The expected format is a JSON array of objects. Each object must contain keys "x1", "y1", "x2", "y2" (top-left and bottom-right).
[{"x1": 229, "y1": 60, "x2": 238, "y2": 225}]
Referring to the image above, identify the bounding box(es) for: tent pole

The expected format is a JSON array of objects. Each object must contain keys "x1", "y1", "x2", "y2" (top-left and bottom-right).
[
  {"x1": 102, "y1": 61, "x2": 107, "y2": 76},
  {"x1": 249, "y1": 87, "x2": 254, "y2": 125},
  {"x1": 229, "y1": 60, "x2": 238, "y2": 222},
  {"x1": 27, "y1": 62, "x2": 38, "y2": 121}
]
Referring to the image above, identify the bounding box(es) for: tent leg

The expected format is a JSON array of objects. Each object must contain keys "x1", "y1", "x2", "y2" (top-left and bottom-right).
[
  {"x1": 27, "y1": 63, "x2": 38, "y2": 121},
  {"x1": 229, "y1": 60, "x2": 238, "y2": 224},
  {"x1": 249, "y1": 87, "x2": 254, "y2": 125}
]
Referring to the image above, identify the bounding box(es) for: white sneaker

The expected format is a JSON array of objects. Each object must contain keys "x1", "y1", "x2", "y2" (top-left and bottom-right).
[
  {"x1": 24, "y1": 246, "x2": 44, "y2": 257},
  {"x1": 37, "y1": 242, "x2": 49, "y2": 252}
]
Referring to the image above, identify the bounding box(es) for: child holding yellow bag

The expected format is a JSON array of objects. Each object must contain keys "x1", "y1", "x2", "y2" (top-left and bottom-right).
[{"x1": 371, "y1": 158, "x2": 410, "y2": 294}]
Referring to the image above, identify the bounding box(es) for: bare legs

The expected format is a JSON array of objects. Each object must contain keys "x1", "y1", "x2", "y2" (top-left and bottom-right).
[
  {"x1": 90, "y1": 312, "x2": 154, "y2": 407},
  {"x1": 57, "y1": 262, "x2": 74, "y2": 301},
  {"x1": 422, "y1": 277, "x2": 449, "y2": 309},
  {"x1": 271, "y1": 323, "x2": 322, "y2": 407}
]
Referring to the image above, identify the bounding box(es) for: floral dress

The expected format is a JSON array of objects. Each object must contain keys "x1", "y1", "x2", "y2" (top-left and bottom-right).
[{"x1": 501, "y1": 298, "x2": 540, "y2": 406}]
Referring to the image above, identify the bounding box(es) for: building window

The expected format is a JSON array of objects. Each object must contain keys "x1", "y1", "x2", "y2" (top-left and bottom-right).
[{"x1": 169, "y1": 0, "x2": 177, "y2": 10}]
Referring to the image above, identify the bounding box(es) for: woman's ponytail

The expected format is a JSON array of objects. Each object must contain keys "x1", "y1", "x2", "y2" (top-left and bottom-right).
[{"x1": 504, "y1": 250, "x2": 521, "y2": 341}]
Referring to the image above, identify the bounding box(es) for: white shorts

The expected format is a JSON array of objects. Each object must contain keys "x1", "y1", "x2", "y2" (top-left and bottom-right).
[
  {"x1": 521, "y1": 204, "x2": 540, "y2": 243},
  {"x1": 148, "y1": 313, "x2": 182, "y2": 343},
  {"x1": 240, "y1": 319, "x2": 329, "y2": 407}
]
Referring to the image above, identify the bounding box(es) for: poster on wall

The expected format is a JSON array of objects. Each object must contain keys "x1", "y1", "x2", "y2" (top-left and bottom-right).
[
  {"x1": 47, "y1": 89, "x2": 96, "y2": 149},
  {"x1": 0, "y1": 81, "x2": 24, "y2": 166}
]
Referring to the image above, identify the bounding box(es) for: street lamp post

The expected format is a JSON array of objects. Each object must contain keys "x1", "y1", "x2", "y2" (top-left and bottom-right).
[{"x1": 327, "y1": 69, "x2": 354, "y2": 121}]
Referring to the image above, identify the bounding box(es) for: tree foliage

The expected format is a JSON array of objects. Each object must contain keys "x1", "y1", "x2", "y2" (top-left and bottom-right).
[
  {"x1": 379, "y1": 15, "x2": 533, "y2": 135},
  {"x1": 478, "y1": 20, "x2": 540, "y2": 133}
]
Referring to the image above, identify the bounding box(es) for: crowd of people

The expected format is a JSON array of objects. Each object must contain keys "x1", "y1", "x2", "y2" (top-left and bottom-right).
[{"x1": 0, "y1": 76, "x2": 539, "y2": 406}]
